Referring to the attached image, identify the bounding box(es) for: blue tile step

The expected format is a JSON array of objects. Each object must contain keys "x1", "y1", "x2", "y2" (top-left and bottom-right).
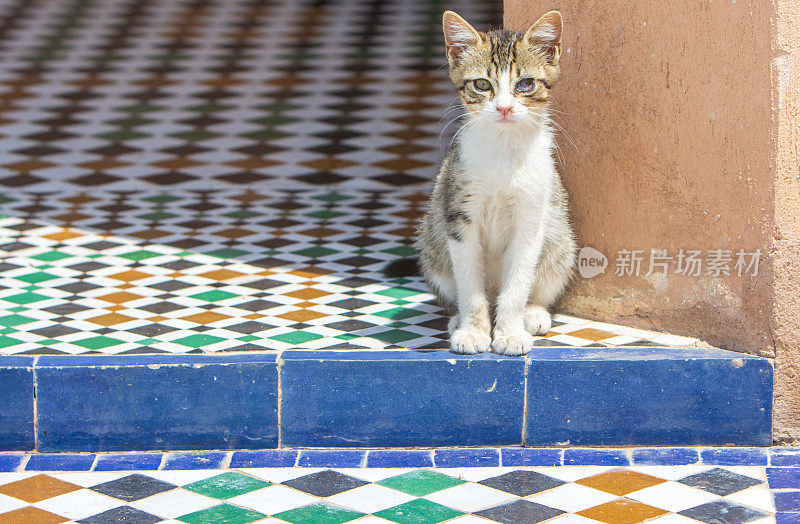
[{"x1": 0, "y1": 346, "x2": 772, "y2": 451}]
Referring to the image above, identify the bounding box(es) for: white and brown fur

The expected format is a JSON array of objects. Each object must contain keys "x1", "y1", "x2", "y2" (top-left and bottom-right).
[{"x1": 387, "y1": 11, "x2": 576, "y2": 355}]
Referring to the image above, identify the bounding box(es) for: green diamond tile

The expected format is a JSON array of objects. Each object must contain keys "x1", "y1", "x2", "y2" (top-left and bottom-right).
[
  {"x1": 373, "y1": 307, "x2": 425, "y2": 320},
  {"x1": 118, "y1": 250, "x2": 162, "y2": 261},
  {"x1": 137, "y1": 211, "x2": 176, "y2": 221},
  {"x1": 269, "y1": 331, "x2": 323, "y2": 344},
  {"x1": 225, "y1": 210, "x2": 261, "y2": 219},
  {"x1": 183, "y1": 472, "x2": 270, "y2": 500},
  {"x1": 15, "y1": 272, "x2": 59, "y2": 284},
  {"x1": 177, "y1": 504, "x2": 266, "y2": 524},
  {"x1": 369, "y1": 329, "x2": 419, "y2": 344},
  {"x1": 4, "y1": 292, "x2": 50, "y2": 305},
  {"x1": 383, "y1": 246, "x2": 418, "y2": 257},
  {"x1": 0, "y1": 314, "x2": 35, "y2": 328},
  {"x1": 377, "y1": 470, "x2": 466, "y2": 497},
  {"x1": 190, "y1": 290, "x2": 237, "y2": 302},
  {"x1": 73, "y1": 336, "x2": 125, "y2": 350},
  {"x1": 174, "y1": 334, "x2": 226, "y2": 348},
  {"x1": 95, "y1": 129, "x2": 148, "y2": 141},
  {"x1": 31, "y1": 251, "x2": 71, "y2": 262},
  {"x1": 143, "y1": 194, "x2": 182, "y2": 203},
  {"x1": 273, "y1": 502, "x2": 364, "y2": 524},
  {"x1": 304, "y1": 210, "x2": 345, "y2": 219},
  {"x1": 0, "y1": 336, "x2": 25, "y2": 349},
  {"x1": 374, "y1": 499, "x2": 464, "y2": 524},
  {"x1": 237, "y1": 335, "x2": 259, "y2": 342},
  {"x1": 169, "y1": 129, "x2": 222, "y2": 141},
  {"x1": 204, "y1": 248, "x2": 249, "y2": 259},
  {"x1": 376, "y1": 286, "x2": 422, "y2": 299},
  {"x1": 292, "y1": 246, "x2": 337, "y2": 258}
]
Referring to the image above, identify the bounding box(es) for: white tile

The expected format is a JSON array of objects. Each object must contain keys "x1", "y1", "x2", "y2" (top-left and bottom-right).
[
  {"x1": 32, "y1": 488, "x2": 121, "y2": 521},
  {"x1": 444, "y1": 516, "x2": 497, "y2": 523},
  {"x1": 535, "y1": 466, "x2": 616, "y2": 482},
  {"x1": 626, "y1": 481, "x2": 719, "y2": 512},
  {"x1": 227, "y1": 484, "x2": 319, "y2": 515},
  {"x1": 724, "y1": 485, "x2": 775, "y2": 512},
  {"x1": 146, "y1": 470, "x2": 224, "y2": 485},
  {"x1": 324, "y1": 483, "x2": 415, "y2": 513},
  {"x1": 627, "y1": 465, "x2": 712, "y2": 480},
  {"x1": 646, "y1": 515, "x2": 703, "y2": 523},
  {"x1": 238, "y1": 468, "x2": 324, "y2": 483},
  {"x1": 50, "y1": 472, "x2": 126, "y2": 487},
  {"x1": 337, "y1": 468, "x2": 412, "y2": 483},
  {"x1": 423, "y1": 482, "x2": 516, "y2": 512},
  {"x1": 0, "y1": 492, "x2": 27, "y2": 513},
  {"x1": 129, "y1": 488, "x2": 219, "y2": 519},
  {"x1": 435, "y1": 468, "x2": 509, "y2": 482},
  {"x1": 525, "y1": 483, "x2": 618, "y2": 512},
  {"x1": 545, "y1": 515, "x2": 603, "y2": 524}
]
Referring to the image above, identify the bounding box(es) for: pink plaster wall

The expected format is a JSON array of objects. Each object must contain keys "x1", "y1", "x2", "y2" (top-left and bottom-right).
[{"x1": 504, "y1": 0, "x2": 800, "y2": 440}]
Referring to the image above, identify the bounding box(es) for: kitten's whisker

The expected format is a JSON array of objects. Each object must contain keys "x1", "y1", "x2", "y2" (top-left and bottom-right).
[
  {"x1": 437, "y1": 113, "x2": 469, "y2": 151},
  {"x1": 547, "y1": 118, "x2": 578, "y2": 152}
]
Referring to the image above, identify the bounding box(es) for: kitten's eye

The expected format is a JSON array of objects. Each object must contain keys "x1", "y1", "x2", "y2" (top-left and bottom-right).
[
  {"x1": 473, "y1": 78, "x2": 492, "y2": 92},
  {"x1": 515, "y1": 78, "x2": 537, "y2": 93}
]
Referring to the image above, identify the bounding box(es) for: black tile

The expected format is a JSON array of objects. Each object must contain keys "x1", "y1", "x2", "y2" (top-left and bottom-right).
[
  {"x1": 30, "y1": 324, "x2": 81, "y2": 338},
  {"x1": 139, "y1": 302, "x2": 183, "y2": 314},
  {"x1": 678, "y1": 500, "x2": 769, "y2": 524},
  {"x1": 225, "y1": 321, "x2": 275, "y2": 334},
  {"x1": 479, "y1": 470, "x2": 565, "y2": 496},
  {"x1": 678, "y1": 468, "x2": 763, "y2": 496},
  {"x1": 149, "y1": 280, "x2": 195, "y2": 292},
  {"x1": 474, "y1": 500, "x2": 564, "y2": 524},
  {"x1": 90, "y1": 473, "x2": 176, "y2": 501},
  {"x1": 324, "y1": 319, "x2": 376, "y2": 332},
  {"x1": 78, "y1": 506, "x2": 162, "y2": 524},
  {"x1": 126, "y1": 324, "x2": 179, "y2": 337},
  {"x1": 234, "y1": 299, "x2": 281, "y2": 312},
  {"x1": 282, "y1": 470, "x2": 368, "y2": 497},
  {"x1": 326, "y1": 298, "x2": 374, "y2": 311}
]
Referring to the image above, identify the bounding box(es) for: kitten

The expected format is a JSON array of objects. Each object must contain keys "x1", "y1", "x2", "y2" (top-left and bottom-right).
[{"x1": 387, "y1": 10, "x2": 576, "y2": 356}]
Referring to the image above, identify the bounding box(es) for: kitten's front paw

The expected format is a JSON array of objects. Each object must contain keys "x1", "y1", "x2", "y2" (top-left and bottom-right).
[
  {"x1": 524, "y1": 306, "x2": 552, "y2": 336},
  {"x1": 450, "y1": 328, "x2": 491, "y2": 354},
  {"x1": 492, "y1": 330, "x2": 535, "y2": 356}
]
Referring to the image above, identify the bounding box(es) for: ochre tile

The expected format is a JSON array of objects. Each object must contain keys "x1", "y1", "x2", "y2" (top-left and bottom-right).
[
  {"x1": 87, "y1": 313, "x2": 137, "y2": 326},
  {"x1": 278, "y1": 309, "x2": 327, "y2": 322},
  {"x1": 567, "y1": 328, "x2": 617, "y2": 341},
  {"x1": 0, "y1": 507, "x2": 69, "y2": 524},
  {"x1": 285, "y1": 288, "x2": 329, "y2": 301},
  {"x1": 108, "y1": 270, "x2": 151, "y2": 283},
  {"x1": 577, "y1": 499, "x2": 668, "y2": 524},
  {"x1": 180, "y1": 311, "x2": 231, "y2": 324},
  {"x1": 576, "y1": 469, "x2": 666, "y2": 496},
  {"x1": 0, "y1": 474, "x2": 82, "y2": 503},
  {"x1": 43, "y1": 229, "x2": 84, "y2": 241},
  {"x1": 199, "y1": 269, "x2": 245, "y2": 281},
  {"x1": 97, "y1": 292, "x2": 143, "y2": 304}
]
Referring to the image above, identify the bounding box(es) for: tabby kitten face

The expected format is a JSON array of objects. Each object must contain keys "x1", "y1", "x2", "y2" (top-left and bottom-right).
[{"x1": 442, "y1": 10, "x2": 562, "y2": 126}]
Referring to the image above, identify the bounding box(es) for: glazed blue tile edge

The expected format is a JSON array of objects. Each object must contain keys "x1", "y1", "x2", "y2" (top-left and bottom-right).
[
  {"x1": 280, "y1": 356, "x2": 526, "y2": 448},
  {"x1": 526, "y1": 357, "x2": 773, "y2": 446},
  {"x1": 35, "y1": 358, "x2": 279, "y2": 452},
  {"x1": 1, "y1": 447, "x2": 799, "y2": 471},
  {"x1": 0, "y1": 359, "x2": 35, "y2": 451}
]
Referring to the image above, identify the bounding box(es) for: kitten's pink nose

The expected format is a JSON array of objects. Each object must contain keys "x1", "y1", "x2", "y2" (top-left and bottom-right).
[{"x1": 497, "y1": 105, "x2": 513, "y2": 119}]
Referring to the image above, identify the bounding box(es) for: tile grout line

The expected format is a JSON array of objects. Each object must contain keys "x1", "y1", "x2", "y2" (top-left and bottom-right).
[
  {"x1": 32, "y1": 356, "x2": 39, "y2": 453},
  {"x1": 17, "y1": 454, "x2": 30, "y2": 472},
  {"x1": 521, "y1": 356, "x2": 529, "y2": 447},
  {"x1": 276, "y1": 348, "x2": 284, "y2": 449},
  {"x1": 157, "y1": 453, "x2": 168, "y2": 470}
]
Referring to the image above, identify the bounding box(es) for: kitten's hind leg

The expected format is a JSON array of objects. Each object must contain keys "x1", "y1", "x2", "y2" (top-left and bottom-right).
[
  {"x1": 524, "y1": 305, "x2": 552, "y2": 335},
  {"x1": 447, "y1": 315, "x2": 459, "y2": 335}
]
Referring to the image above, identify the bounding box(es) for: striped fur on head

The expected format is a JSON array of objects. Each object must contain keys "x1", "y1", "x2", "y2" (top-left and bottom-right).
[{"x1": 442, "y1": 10, "x2": 562, "y2": 119}]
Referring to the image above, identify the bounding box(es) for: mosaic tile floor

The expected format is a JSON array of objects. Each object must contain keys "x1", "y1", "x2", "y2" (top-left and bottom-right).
[
  {"x1": 0, "y1": 0, "x2": 703, "y2": 355},
  {"x1": 0, "y1": 465, "x2": 779, "y2": 523}
]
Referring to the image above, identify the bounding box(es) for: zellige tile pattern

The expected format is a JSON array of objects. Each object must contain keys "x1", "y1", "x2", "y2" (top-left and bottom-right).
[
  {"x1": 0, "y1": 0, "x2": 702, "y2": 355},
  {"x1": 0, "y1": 466, "x2": 776, "y2": 523}
]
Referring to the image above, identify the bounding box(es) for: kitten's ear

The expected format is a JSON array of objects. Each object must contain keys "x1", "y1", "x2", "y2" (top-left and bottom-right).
[
  {"x1": 523, "y1": 10, "x2": 563, "y2": 64},
  {"x1": 442, "y1": 11, "x2": 482, "y2": 65}
]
